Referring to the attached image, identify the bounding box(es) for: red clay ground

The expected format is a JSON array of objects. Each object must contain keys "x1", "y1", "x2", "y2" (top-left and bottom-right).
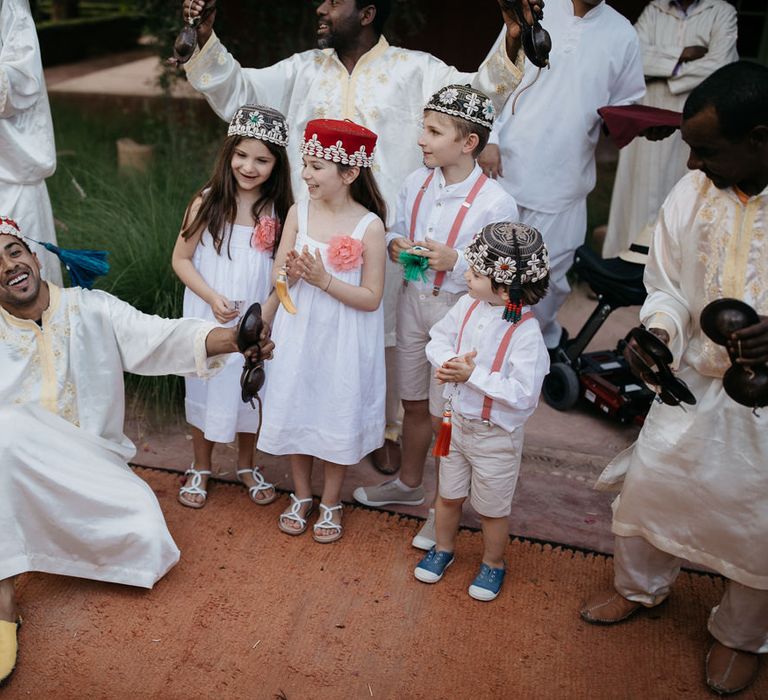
[{"x1": 5, "y1": 469, "x2": 765, "y2": 699}]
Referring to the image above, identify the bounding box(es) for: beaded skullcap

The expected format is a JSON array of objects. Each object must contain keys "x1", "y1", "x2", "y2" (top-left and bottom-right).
[
  {"x1": 465, "y1": 222, "x2": 549, "y2": 286},
  {"x1": 424, "y1": 84, "x2": 495, "y2": 130},
  {"x1": 228, "y1": 105, "x2": 289, "y2": 147},
  {"x1": 301, "y1": 119, "x2": 378, "y2": 168},
  {"x1": 0, "y1": 216, "x2": 22, "y2": 238}
]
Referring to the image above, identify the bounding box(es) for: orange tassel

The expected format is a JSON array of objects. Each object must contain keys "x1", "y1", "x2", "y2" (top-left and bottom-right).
[{"x1": 432, "y1": 409, "x2": 453, "y2": 457}]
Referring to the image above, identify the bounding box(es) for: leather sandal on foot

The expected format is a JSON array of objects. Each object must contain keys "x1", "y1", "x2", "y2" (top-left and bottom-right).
[
  {"x1": 278, "y1": 494, "x2": 314, "y2": 535},
  {"x1": 579, "y1": 588, "x2": 647, "y2": 624},
  {"x1": 313, "y1": 503, "x2": 343, "y2": 544},
  {"x1": 0, "y1": 618, "x2": 20, "y2": 687},
  {"x1": 178, "y1": 466, "x2": 212, "y2": 509},
  {"x1": 236, "y1": 467, "x2": 277, "y2": 505},
  {"x1": 706, "y1": 641, "x2": 759, "y2": 695}
]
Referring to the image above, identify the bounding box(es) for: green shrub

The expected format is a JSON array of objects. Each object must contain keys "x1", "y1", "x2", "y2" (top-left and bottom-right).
[{"x1": 37, "y1": 14, "x2": 145, "y2": 66}]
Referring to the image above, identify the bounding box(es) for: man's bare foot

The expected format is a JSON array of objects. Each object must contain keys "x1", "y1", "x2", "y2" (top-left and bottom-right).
[{"x1": 0, "y1": 578, "x2": 17, "y2": 623}]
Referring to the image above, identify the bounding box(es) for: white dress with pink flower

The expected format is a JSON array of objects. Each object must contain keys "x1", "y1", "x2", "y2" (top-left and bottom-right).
[
  {"x1": 259, "y1": 199, "x2": 385, "y2": 465},
  {"x1": 184, "y1": 217, "x2": 276, "y2": 443}
]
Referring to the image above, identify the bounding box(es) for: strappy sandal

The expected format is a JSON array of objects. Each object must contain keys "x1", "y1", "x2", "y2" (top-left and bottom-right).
[
  {"x1": 178, "y1": 466, "x2": 212, "y2": 509},
  {"x1": 236, "y1": 467, "x2": 277, "y2": 505},
  {"x1": 278, "y1": 493, "x2": 314, "y2": 535},
  {"x1": 313, "y1": 503, "x2": 343, "y2": 544}
]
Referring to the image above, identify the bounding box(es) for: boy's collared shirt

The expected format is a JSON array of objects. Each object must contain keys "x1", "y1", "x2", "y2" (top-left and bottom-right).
[
  {"x1": 426, "y1": 294, "x2": 549, "y2": 432},
  {"x1": 389, "y1": 163, "x2": 519, "y2": 295}
]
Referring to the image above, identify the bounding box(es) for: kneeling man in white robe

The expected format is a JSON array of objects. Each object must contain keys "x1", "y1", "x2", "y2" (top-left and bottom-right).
[
  {"x1": 580, "y1": 61, "x2": 768, "y2": 696},
  {"x1": 0, "y1": 219, "x2": 274, "y2": 684}
]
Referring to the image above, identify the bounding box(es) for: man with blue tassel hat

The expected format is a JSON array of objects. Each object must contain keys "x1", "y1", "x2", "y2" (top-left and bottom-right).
[{"x1": 0, "y1": 216, "x2": 275, "y2": 686}]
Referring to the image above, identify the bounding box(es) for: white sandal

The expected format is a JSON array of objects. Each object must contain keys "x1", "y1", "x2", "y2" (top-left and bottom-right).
[
  {"x1": 313, "y1": 503, "x2": 343, "y2": 544},
  {"x1": 236, "y1": 467, "x2": 277, "y2": 505},
  {"x1": 278, "y1": 493, "x2": 314, "y2": 535},
  {"x1": 178, "y1": 466, "x2": 212, "y2": 509}
]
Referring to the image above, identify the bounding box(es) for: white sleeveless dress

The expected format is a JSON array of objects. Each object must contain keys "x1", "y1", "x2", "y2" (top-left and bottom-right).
[
  {"x1": 259, "y1": 199, "x2": 386, "y2": 465},
  {"x1": 183, "y1": 223, "x2": 273, "y2": 443}
]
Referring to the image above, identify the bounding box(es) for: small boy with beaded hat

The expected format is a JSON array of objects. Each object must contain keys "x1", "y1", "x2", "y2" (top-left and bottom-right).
[
  {"x1": 353, "y1": 85, "x2": 519, "y2": 547},
  {"x1": 414, "y1": 221, "x2": 550, "y2": 601}
]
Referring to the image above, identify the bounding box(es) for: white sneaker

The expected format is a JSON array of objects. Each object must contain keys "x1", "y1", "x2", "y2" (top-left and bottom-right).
[
  {"x1": 411, "y1": 508, "x2": 436, "y2": 550},
  {"x1": 353, "y1": 480, "x2": 425, "y2": 507}
]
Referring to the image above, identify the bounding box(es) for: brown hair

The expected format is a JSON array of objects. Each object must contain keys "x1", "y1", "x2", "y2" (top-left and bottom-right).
[
  {"x1": 339, "y1": 164, "x2": 388, "y2": 224},
  {"x1": 181, "y1": 135, "x2": 294, "y2": 258},
  {"x1": 491, "y1": 275, "x2": 550, "y2": 306}
]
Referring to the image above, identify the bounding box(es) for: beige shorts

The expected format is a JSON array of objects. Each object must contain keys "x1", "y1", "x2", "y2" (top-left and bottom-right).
[
  {"x1": 396, "y1": 283, "x2": 463, "y2": 416},
  {"x1": 438, "y1": 412, "x2": 523, "y2": 518}
]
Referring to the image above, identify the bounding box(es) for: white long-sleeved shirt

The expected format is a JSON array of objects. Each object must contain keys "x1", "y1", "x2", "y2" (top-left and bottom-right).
[
  {"x1": 388, "y1": 163, "x2": 519, "y2": 294},
  {"x1": 489, "y1": 0, "x2": 645, "y2": 213},
  {"x1": 426, "y1": 294, "x2": 550, "y2": 432}
]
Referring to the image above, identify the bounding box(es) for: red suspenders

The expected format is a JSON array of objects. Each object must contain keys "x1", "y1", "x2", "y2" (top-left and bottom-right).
[
  {"x1": 455, "y1": 302, "x2": 534, "y2": 422},
  {"x1": 409, "y1": 171, "x2": 488, "y2": 296}
]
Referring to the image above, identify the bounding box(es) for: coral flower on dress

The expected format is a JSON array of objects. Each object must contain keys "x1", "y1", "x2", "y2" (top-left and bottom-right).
[
  {"x1": 327, "y1": 235, "x2": 364, "y2": 271},
  {"x1": 251, "y1": 216, "x2": 278, "y2": 252}
]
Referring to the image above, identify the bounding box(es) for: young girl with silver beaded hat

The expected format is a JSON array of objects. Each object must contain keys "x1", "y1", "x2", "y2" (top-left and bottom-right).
[
  {"x1": 415, "y1": 221, "x2": 550, "y2": 601},
  {"x1": 260, "y1": 118, "x2": 388, "y2": 544},
  {"x1": 172, "y1": 104, "x2": 293, "y2": 509}
]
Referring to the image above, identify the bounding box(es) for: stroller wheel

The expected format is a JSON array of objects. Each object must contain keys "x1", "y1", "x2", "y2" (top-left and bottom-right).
[{"x1": 543, "y1": 363, "x2": 580, "y2": 411}]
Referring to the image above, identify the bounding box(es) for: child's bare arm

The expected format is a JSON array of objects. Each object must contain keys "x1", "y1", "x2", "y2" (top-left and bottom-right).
[
  {"x1": 295, "y1": 219, "x2": 386, "y2": 312},
  {"x1": 171, "y1": 197, "x2": 238, "y2": 324},
  {"x1": 271, "y1": 205, "x2": 299, "y2": 285}
]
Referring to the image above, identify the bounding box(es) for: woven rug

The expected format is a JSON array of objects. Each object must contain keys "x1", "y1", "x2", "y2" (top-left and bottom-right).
[{"x1": 5, "y1": 468, "x2": 765, "y2": 699}]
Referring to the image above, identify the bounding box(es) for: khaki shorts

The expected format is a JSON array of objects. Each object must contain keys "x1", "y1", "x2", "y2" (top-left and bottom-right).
[
  {"x1": 396, "y1": 283, "x2": 463, "y2": 416},
  {"x1": 438, "y1": 412, "x2": 523, "y2": 518}
]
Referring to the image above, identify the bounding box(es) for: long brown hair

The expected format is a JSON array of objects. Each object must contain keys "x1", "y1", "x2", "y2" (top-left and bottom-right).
[
  {"x1": 181, "y1": 135, "x2": 294, "y2": 258},
  {"x1": 339, "y1": 165, "x2": 388, "y2": 224}
]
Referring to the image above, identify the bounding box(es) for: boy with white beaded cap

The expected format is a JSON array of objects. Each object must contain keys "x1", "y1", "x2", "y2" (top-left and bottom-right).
[
  {"x1": 414, "y1": 221, "x2": 550, "y2": 601},
  {"x1": 353, "y1": 85, "x2": 519, "y2": 552}
]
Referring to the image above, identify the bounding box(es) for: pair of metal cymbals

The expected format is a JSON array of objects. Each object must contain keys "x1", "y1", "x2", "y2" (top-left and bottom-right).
[{"x1": 700, "y1": 298, "x2": 767, "y2": 409}]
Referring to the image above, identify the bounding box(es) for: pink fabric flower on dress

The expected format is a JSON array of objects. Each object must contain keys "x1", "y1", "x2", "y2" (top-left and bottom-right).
[
  {"x1": 327, "y1": 235, "x2": 364, "y2": 272},
  {"x1": 251, "y1": 216, "x2": 278, "y2": 253}
]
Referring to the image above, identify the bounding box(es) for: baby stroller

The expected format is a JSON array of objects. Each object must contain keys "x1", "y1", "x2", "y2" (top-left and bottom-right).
[{"x1": 542, "y1": 242, "x2": 656, "y2": 425}]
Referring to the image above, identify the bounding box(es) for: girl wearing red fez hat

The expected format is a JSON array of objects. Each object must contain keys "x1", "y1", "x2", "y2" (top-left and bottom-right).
[{"x1": 259, "y1": 119, "x2": 388, "y2": 543}]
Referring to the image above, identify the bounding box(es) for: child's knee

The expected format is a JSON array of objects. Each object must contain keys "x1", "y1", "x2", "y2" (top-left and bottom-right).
[{"x1": 438, "y1": 494, "x2": 465, "y2": 509}]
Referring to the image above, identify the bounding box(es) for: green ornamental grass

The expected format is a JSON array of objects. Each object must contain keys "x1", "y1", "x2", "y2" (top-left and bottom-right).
[{"x1": 47, "y1": 97, "x2": 220, "y2": 421}]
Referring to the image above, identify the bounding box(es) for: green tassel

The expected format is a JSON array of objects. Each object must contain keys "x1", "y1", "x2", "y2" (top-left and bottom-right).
[{"x1": 399, "y1": 249, "x2": 430, "y2": 283}]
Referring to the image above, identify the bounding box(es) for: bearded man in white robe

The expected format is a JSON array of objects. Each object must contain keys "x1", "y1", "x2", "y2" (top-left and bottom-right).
[
  {"x1": 0, "y1": 0, "x2": 62, "y2": 285},
  {"x1": 580, "y1": 61, "x2": 768, "y2": 696},
  {"x1": 0, "y1": 220, "x2": 275, "y2": 685},
  {"x1": 180, "y1": 0, "x2": 539, "y2": 476},
  {"x1": 603, "y1": 0, "x2": 738, "y2": 258}
]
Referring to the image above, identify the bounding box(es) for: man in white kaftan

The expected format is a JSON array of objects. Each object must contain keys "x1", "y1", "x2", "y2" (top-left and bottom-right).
[
  {"x1": 480, "y1": 0, "x2": 645, "y2": 351},
  {"x1": 580, "y1": 62, "x2": 768, "y2": 695},
  {"x1": 181, "y1": 0, "x2": 534, "y2": 471},
  {"x1": 603, "y1": 0, "x2": 738, "y2": 258},
  {"x1": 0, "y1": 0, "x2": 62, "y2": 285},
  {"x1": 0, "y1": 222, "x2": 273, "y2": 684}
]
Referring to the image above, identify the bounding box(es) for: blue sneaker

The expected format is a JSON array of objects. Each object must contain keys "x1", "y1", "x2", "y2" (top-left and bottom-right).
[
  {"x1": 414, "y1": 547, "x2": 454, "y2": 583},
  {"x1": 468, "y1": 563, "x2": 506, "y2": 601}
]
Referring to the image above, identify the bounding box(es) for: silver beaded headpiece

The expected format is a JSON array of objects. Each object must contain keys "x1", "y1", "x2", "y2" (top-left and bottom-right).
[
  {"x1": 424, "y1": 84, "x2": 495, "y2": 130},
  {"x1": 228, "y1": 105, "x2": 289, "y2": 147}
]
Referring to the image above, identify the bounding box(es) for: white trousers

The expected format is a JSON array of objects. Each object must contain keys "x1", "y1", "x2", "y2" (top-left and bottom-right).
[
  {"x1": 614, "y1": 536, "x2": 768, "y2": 653},
  {"x1": 517, "y1": 201, "x2": 587, "y2": 348},
  {"x1": 0, "y1": 405, "x2": 180, "y2": 589}
]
